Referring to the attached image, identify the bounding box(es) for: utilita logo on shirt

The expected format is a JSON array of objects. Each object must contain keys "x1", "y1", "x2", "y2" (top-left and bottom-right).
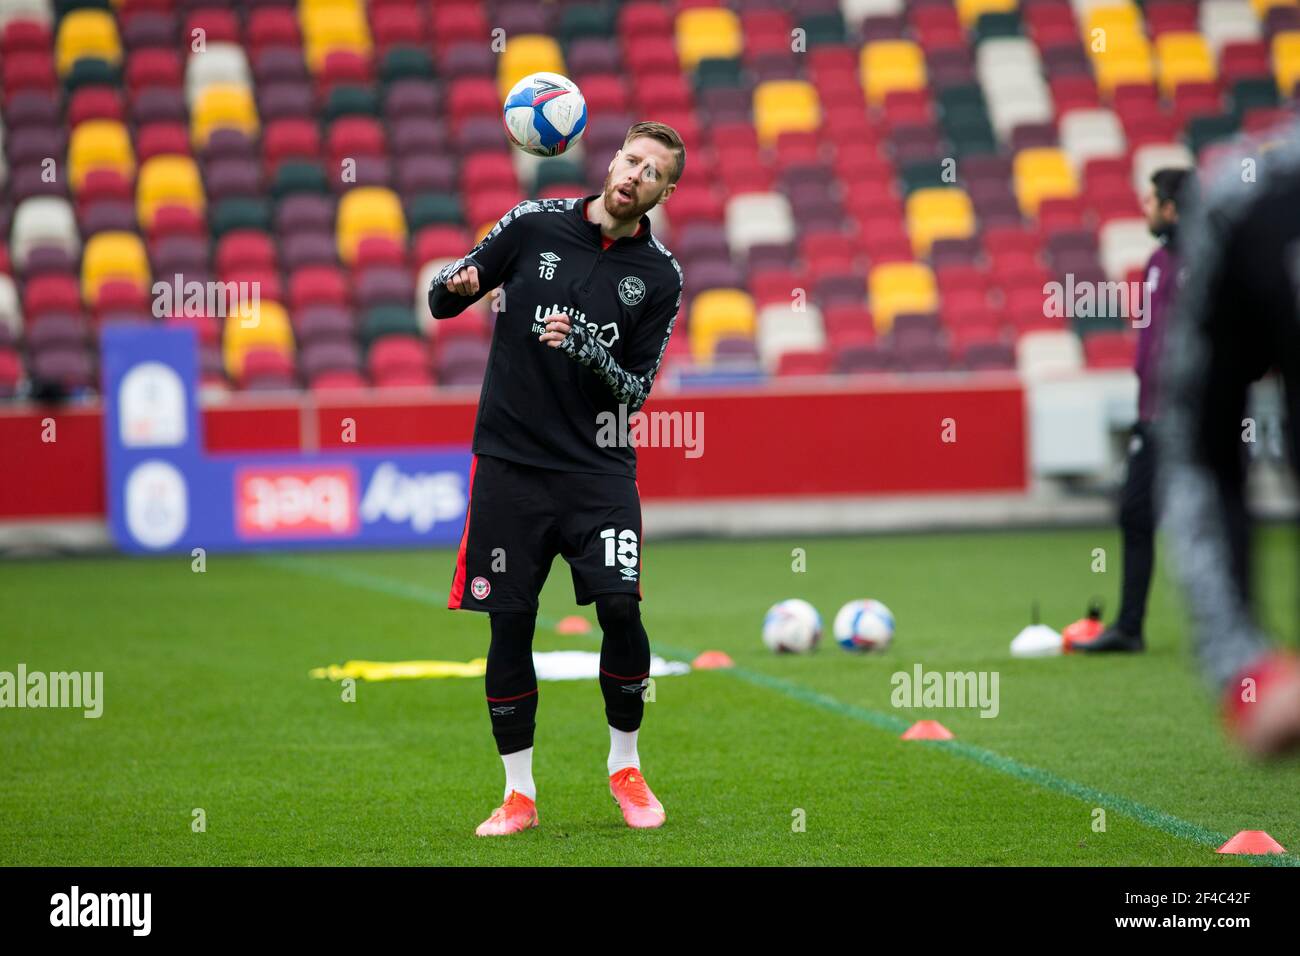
[
  {"x1": 236, "y1": 465, "x2": 359, "y2": 538},
  {"x1": 532, "y1": 304, "x2": 620, "y2": 348}
]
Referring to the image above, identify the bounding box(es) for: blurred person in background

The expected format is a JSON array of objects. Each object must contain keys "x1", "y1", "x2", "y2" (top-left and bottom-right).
[{"x1": 1078, "y1": 168, "x2": 1191, "y2": 653}]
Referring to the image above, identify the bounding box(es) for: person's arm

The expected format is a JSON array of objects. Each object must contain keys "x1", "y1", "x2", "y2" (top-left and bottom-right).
[
  {"x1": 427, "y1": 202, "x2": 532, "y2": 319},
  {"x1": 539, "y1": 270, "x2": 683, "y2": 414}
]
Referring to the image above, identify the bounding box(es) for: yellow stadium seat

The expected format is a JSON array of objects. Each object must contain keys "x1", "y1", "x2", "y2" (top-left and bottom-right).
[
  {"x1": 1014, "y1": 147, "x2": 1079, "y2": 217},
  {"x1": 868, "y1": 263, "x2": 938, "y2": 334},
  {"x1": 675, "y1": 8, "x2": 742, "y2": 71},
  {"x1": 1084, "y1": 4, "x2": 1143, "y2": 41},
  {"x1": 299, "y1": 0, "x2": 372, "y2": 73},
  {"x1": 860, "y1": 40, "x2": 927, "y2": 106},
  {"x1": 136, "y1": 155, "x2": 205, "y2": 231},
  {"x1": 1155, "y1": 33, "x2": 1216, "y2": 97},
  {"x1": 55, "y1": 9, "x2": 122, "y2": 76},
  {"x1": 1274, "y1": 32, "x2": 1300, "y2": 98},
  {"x1": 498, "y1": 35, "x2": 566, "y2": 99},
  {"x1": 1087, "y1": 29, "x2": 1155, "y2": 96},
  {"x1": 337, "y1": 187, "x2": 407, "y2": 265},
  {"x1": 223, "y1": 301, "x2": 294, "y2": 380},
  {"x1": 68, "y1": 120, "x2": 135, "y2": 192},
  {"x1": 905, "y1": 189, "x2": 976, "y2": 258},
  {"x1": 688, "y1": 289, "x2": 755, "y2": 363},
  {"x1": 191, "y1": 85, "x2": 259, "y2": 148},
  {"x1": 753, "y1": 81, "x2": 822, "y2": 147},
  {"x1": 956, "y1": 0, "x2": 1018, "y2": 28},
  {"x1": 81, "y1": 231, "x2": 149, "y2": 306}
]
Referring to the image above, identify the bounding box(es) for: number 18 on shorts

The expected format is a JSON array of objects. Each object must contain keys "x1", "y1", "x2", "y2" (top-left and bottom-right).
[{"x1": 448, "y1": 454, "x2": 644, "y2": 613}]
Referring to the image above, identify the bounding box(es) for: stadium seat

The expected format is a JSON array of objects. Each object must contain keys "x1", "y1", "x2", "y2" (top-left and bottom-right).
[
  {"x1": 10, "y1": 196, "x2": 80, "y2": 270},
  {"x1": 1013, "y1": 148, "x2": 1079, "y2": 217},
  {"x1": 80, "y1": 231, "x2": 149, "y2": 307},
  {"x1": 753, "y1": 81, "x2": 822, "y2": 147},
  {"x1": 191, "y1": 84, "x2": 259, "y2": 148},
  {"x1": 1156, "y1": 32, "x2": 1218, "y2": 98},
  {"x1": 756, "y1": 303, "x2": 826, "y2": 371},
  {"x1": 956, "y1": 0, "x2": 1018, "y2": 28},
  {"x1": 1274, "y1": 31, "x2": 1300, "y2": 97},
  {"x1": 905, "y1": 188, "x2": 976, "y2": 257},
  {"x1": 185, "y1": 42, "x2": 252, "y2": 108},
  {"x1": 1099, "y1": 219, "x2": 1159, "y2": 282},
  {"x1": 689, "y1": 289, "x2": 756, "y2": 363},
  {"x1": 300, "y1": 0, "x2": 372, "y2": 73},
  {"x1": 55, "y1": 8, "x2": 120, "y2": 77},
  {"x1": 1016, "y1": 329, "x2": 1084, "y2": 379},
  {"x1": 725, "y1": 193, "x2": 795, "y2": 257},
  {"x1": 223, "y1": 300, "x2": 292, "y2": 379},
  {"x1": 336, "y1": 187, "x2": 406, "y2": 266},
  {"x1": 868, "y1": 262, "x2": 938, "y2": 333},
  {"x1": 67, "y1": 119, "x2": 135, "y2": 193},
  {"x1": 675, "y1": 8, "x2": 742, "y2": 71},
  {"x1": 136, "y1": 155, "x2": 205, "y2": 231},
  {"x1": 861, "y1": 40, "x2": 927, "y2": 105}
]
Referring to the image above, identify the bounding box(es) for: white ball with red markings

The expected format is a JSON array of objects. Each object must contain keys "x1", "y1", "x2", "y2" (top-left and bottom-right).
[
  {"x1": 834, "y1": 599, "x2": 895, "y2": 652},
  {"x1": 502, "y1": 72, "x2": 588, "y2": 157},
  {"x1": 762, "y1": 599, "x2": 822, "y2": 654}
]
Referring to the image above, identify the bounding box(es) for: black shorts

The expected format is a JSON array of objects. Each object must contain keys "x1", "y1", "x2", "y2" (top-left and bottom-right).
[{"x1": 448, "y1": 454, "x2": 643, "y2": 613}]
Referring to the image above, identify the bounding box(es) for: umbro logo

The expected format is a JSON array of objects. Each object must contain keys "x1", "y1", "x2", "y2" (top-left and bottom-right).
[
  {"x1": 538, "y1": 251, "x2": 560, "y2": 280},
  {"x1": 491, "y1": 705, "x2": 517, "y2": 716},
  {"x1": 619, "y1": 566, "x2": 638, "y2": 581},
  {"x1": 621, "y1": 681, "x2": 648, "y2": 695}
]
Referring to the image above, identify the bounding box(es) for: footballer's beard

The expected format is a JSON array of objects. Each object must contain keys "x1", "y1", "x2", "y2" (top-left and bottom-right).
[{"x1": 602, "y1": 173, "x2": 657, "y2": 222}]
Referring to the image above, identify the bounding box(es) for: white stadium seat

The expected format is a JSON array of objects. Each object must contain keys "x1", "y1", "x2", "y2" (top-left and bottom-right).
[
  {"x1": 10, "y1": 196, "x2": 81, "y2": 270},
  {"x1": 725, "y1": 192, "x2": 794, "y2": 257}
]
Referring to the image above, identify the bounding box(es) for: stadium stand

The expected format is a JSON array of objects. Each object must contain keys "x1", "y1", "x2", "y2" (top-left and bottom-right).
[{"x1": 0, "y1": 0, "x2": 1298, "y2": 397}]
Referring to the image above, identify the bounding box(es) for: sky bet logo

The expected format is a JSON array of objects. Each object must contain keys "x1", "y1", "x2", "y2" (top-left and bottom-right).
[
  {"x1": 50, "y1": 886, "x2": 151, "y2": 936},
  {"x1": 236, "y1": 465, "x2": 358, "y2": 538},
  {"x1": 235, "y1": 462, "x2": 466, "y2": 539}
]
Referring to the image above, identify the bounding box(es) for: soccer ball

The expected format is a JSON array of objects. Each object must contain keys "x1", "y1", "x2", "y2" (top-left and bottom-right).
[
  {"x1": 833, "y1": 599, "x2": 895, "y2": 652},
  {"x1": 502, "y1": 72, "x2": 588, "y2": 157},
  {"x1": 762, "y1": 599, "x2": 822, "y2": 654}
]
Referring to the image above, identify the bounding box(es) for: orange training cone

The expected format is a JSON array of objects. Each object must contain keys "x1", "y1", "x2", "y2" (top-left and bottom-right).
[
  {"x1": 1216, "y1": 830, "x2": 1286, "y2": 855},
  {"x1": 555, "y1": 615, "x2": 592, "y2": 635},
  {"x1": 901, "y1": 720, "x2": 954, "y2": 740},
  {"x1": 692, "y1": 650, "x2": 734, "y2": 670}
]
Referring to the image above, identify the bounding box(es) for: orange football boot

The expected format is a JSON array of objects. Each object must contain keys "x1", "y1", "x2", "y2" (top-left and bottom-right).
[
  {"x1": 475, "y1": 790, "x2": 539, "y2": 837},
  {"x1": 609, "y1": 767, "x2": 666, "y2": 829}
]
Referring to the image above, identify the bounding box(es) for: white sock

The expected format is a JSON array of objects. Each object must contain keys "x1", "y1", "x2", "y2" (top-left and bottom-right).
[
  {"x1": 607, "y1": 727, "x2": 640, "y2": 775},
  {"x1": 502, "y1": 747, "x2": 536, "y2": 801}
]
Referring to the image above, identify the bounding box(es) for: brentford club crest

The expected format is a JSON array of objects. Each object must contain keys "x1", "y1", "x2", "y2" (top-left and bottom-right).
[{"x1": 471, "y1": 576, "x2": 491, "y2": 600}]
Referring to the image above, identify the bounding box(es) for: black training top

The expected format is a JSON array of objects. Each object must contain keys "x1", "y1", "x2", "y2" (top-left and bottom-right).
[{"x1": 428, "y1": 195, "x2": 683, "y2": 478}]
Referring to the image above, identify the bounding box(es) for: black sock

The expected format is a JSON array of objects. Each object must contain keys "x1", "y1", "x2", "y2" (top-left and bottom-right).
[
  {"x1": 595, "y1": 594, "x2": 650, "y2": 733},
  {"x1": 485, "y1": 611, "x2": 538, "y2": 755}
]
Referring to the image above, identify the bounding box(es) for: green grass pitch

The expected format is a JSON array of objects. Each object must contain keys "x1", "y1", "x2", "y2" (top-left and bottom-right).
[{"x1": 1, "y1": 526, "x2": 1298, "y2": 866}]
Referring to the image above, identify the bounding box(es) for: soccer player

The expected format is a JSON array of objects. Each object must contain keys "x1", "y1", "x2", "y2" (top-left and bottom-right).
[
  {"x1": 1161, "y1": 119, "x2": 1300, "y2": 756},
  {"x1": 427, "y1": 122, "x2": 686, "y2": 833},
  {"x1": 1078, "y1": 168, "x2": 1190, "y2": 653}
]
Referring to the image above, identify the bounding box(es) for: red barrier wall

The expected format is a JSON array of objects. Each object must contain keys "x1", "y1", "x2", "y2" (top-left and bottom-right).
[{"x1": 0, "y1": 378, "x2": 1026, "y2": 519}]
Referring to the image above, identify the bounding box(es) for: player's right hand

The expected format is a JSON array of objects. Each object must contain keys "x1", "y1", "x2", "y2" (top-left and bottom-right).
[{"x1": 445, "y1": 265, "x2": 480, "y2": 296}]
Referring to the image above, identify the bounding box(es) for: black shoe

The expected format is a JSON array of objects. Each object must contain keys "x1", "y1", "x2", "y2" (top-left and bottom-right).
[{"x1": 1075, "y1": 626, "x2": 1145, "y2": 653}]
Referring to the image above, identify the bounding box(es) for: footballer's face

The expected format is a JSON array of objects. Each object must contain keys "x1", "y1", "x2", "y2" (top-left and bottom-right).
[
  {"x1": 603, "y1": 136, "x2": 678, "y2": 221},
  {"x1": 1141, "y1": 185, "x2": 1177, "y2": 236}
]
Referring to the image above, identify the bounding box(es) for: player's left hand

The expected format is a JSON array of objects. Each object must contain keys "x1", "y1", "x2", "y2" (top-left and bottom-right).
[{"x1": 538, "y1": 312, "x2": 571, "y2": 348}]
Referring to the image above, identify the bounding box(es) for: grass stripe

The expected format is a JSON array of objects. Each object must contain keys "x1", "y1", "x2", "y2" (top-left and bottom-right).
[{"x1": 263, "y1": 554, "x2": 1299, "y2": 866}]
